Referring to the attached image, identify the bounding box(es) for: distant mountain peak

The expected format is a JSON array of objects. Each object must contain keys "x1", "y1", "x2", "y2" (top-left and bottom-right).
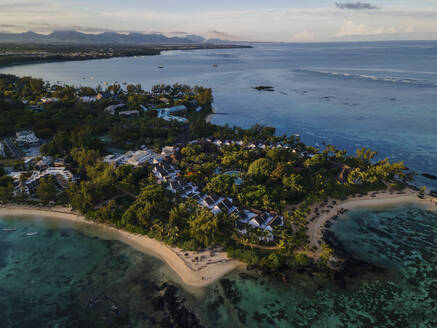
[{"x1": 0, "y1": 30, "x2": 231, "y2": 44}]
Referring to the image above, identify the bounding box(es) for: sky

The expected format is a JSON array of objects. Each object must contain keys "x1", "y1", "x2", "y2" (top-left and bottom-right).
[{"x1": 1, "y1": 0, "x2": 437, "y2": 42}]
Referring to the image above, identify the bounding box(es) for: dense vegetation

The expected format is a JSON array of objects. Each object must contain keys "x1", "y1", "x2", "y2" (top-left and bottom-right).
[
  {"x1": 0, "y1": 43, "x2": 249, "y2": 68},
  {"x1": 0, "y1": 74, "x2": 413, "y2": 270}
]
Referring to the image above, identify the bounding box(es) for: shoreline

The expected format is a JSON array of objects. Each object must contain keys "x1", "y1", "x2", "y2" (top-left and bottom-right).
[
  {"x1": 0, "y1": 45, "x2": 252, "y2": 70},
  {"x1": 0, "y1": 205, "x2": 242, "y2": 288},
  {"x1": 307, "y1": 189, "x2": 437, "y2": 250},
  {"x1": 205, "y1": 106, "x2": 216, "y2": 124}
]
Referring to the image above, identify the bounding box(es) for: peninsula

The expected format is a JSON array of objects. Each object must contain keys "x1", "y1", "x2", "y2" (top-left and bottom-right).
[{"x1": 0, "y1": 73, "x2": 435, "y2": 286}]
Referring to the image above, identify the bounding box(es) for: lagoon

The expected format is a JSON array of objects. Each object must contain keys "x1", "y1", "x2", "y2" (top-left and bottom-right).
[{"x1": 1, "y1": 204, "x2": 436, "y2": 327}]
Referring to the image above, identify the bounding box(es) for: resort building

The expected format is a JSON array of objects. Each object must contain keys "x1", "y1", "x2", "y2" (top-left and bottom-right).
[
  {"x1": 161, "y1": 146, "x2": 176, "y2": 157},
  {"x1": 35, "y1": 156, "x2": 54, "y2": 170},
  {"x1": 23, "y1": 167, "x2": 75, "y2": 191},
  {"x1": 15, "y1": 130, "x2": 40, "y2": 147},
  {"x1": 249, "y1": 213, "x2": 269, "y2": 228},
  {"x1": 103, "y1": 154, "x2": 125, "y2": 167},
  {"x1": 41, "y1": 97, "x2": 59, "y2": 104},
  {"x1": 104, "y1": 103, "x2": 125, "y2": 115},
  {"x1": 80, "y1": 96, "x2": 97, "y2": 103},
  {"x1": 54, "y1": 158, "x2": 65, "y2": 167}
]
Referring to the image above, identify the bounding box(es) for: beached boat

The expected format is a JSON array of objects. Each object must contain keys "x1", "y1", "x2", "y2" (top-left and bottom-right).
[
  {"x1": 25, "y1": 232, "x2": 38, "y2": 236},
  {"x1": 3, "y1": 227, "x2": 17, "y2": 232}
]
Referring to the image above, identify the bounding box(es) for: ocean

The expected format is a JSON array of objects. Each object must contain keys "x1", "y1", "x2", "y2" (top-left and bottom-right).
[
  {"x1": 1, "y1": 205, "x2": 436, "y2": 327},
  {"x1": 1, "y1": 41, "x2": 437, "y2": 327},
  {"x1": 1, "y1": 41, "x2": 436, "y2": 189}
]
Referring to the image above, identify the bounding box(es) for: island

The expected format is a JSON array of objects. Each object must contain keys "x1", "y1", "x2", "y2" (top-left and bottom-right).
[
  {"x1": 252, "y1": 86, "x2": 275, "y2": 92},
  {"x1": 0, "y1": 73, "x2": 435, "y2": 287}
]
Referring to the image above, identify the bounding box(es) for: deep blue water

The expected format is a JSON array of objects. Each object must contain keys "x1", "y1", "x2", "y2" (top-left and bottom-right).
[
  {"x1": 1, "y1": 41, "x2": 437, "y2": 189},
  {"x1": 1, "y1": 205, "x2": 436, "y2": 327}
]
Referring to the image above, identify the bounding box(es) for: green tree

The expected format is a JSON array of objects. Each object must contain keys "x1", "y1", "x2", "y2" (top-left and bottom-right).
[
  {"x1": 188, "y1": 207, "x2": 220, "y2": 247},
  {"x1": 36, "y1": 176, "x2": 58, "y2": 203},
  {"x1": 247, "y1": 158, "x2": 273, "y2": 180}
]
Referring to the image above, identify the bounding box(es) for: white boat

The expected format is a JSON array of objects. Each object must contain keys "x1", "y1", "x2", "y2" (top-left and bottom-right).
[
  {"x1": 25, "y1": 232, "x2": 38, "y2": 236},
  {"x1": 3, "y1": 228, "x2": 17, "y2": 232}
]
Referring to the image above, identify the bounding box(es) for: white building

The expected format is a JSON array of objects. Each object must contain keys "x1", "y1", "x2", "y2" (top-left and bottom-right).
[
  {"x1": 104, "y1": 104, "x2": 125, "y2": 115},
  {"x1": 15, "y1": 131, "x2": 40, "y2": 147},
  {"x1": 80, "y1": 96, "x2": 97, "y2": 103},
  {"x1": 41, "y1": 97, "x2": 59, "y2": 104},
  {"x1": 103, "y1": 154, "x2": 125, "y2": 167},
  {"x1": 161, "y1": 146, "x2": 176, "y2": 157}
]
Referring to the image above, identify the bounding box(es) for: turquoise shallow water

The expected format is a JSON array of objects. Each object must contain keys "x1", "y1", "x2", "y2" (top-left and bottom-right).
[
  {"x1": 1, "y1": 206, "x2": 436, "y2": 327},
  {"x1": 200, "y1": 205, "x2": 437, "y2": 327},
  {"x1": 0, "y1": 216, "x2": 196, "y2": 327}
]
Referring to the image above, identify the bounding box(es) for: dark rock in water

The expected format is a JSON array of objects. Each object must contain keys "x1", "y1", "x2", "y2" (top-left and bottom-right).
[
  {"x1": 421, "y1": 173, "x2": 437, "y2": 180},
  {"x1": 239, "y1": 272, "x2": 258, "y2": 281},
  {"x1": 159, "y1": 284, "x2": 204, "y2": 328},
  {"x1": 252, "y1": 86, "x2": 274, "y2": 92},
  {"x1": 151, "y1": 296, "x2": 164, "y2": 310},
  {"x1": 220, "y1": 279, "x2": 242, "y2": 304},
  {"x1": 148, "y1": 281, "x2": 160, "y2": 291},
  {"x1": 253, "y1": 311, "x2": 268, "y2": 323},
  {"x1": 237, "y1": 308, "x2": 247, "y2": 324},
  {"x1": 159, "y1": 282, "x2": 168, "y2": 290},
  {"x1": 246, "y1": 264, "x2": 255, "y2": 271}
]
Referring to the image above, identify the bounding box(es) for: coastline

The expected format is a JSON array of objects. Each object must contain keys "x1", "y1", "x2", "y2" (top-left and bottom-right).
[
  {"x1": 0, "y1": 205, "x2": 242, "y2": 288},
  {"x1": 0, "y1": 45, "x2": 252, "y2": 70},
  {"x1": 205, "y1": 106, "x2": 216, "y2": 123},
  {"x1": 307, "y1": 189, "x2": 437, "y2": 250}
]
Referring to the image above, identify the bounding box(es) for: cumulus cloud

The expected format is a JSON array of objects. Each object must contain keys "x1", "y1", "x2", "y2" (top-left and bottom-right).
[
  {"x1": 291, "y1": 30, "x2": 315, "y2": 42},
  {"x1": 336, "y1": 2, "x2": 379, "y2": 10},
  {"x1": 205, "y1": 30, "x2": 237, "y2": 40},
  {"x1": 0, "y1": 1, "x2": 48, "y2": 9},
  {"x1": 336, "y1": 20, "x2": 396, "y2": 37}
]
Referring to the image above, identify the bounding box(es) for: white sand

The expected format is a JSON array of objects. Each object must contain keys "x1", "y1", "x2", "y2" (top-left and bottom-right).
[
  {"x1": 307, "y1": 189, "x2": 437, "y2": 251},
  {"x1": 0, "y1": 205, "x2": 242, "y2": 288}
]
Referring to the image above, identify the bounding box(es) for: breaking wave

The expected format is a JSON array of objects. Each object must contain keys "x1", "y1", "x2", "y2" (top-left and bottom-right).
[{"x1": 294, "y1": 68, "x2": 437, "y2": 87}]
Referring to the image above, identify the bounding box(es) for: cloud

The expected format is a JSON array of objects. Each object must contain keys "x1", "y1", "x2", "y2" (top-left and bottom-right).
[
  {"x1": 291, "y1": 30, "x2": 315, "y2": 42},
  {"x1": 168, "y1": 31, "x2": 189, "y2": 36},
  {"x1": 336, "y1": 20, "x2": 396, "y2": 37},
  {"x1": 29, "y1": 23, "x2": 115, "y2": 33},
  {"x1": 336, "y1": 2, "x2": 379, "y2": 10},
  {"x1": 205, "y1": 30, "x2": 237, "y2": 40},
  {"x1": 0, "y1": 1, "x2": 48, "y2": 9}
]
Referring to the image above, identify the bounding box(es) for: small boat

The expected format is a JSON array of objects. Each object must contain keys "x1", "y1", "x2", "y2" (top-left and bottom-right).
[
  {"x1": 3, "y1": 228, "x2": 17, "y2": 232},
  {"x1": 213, "y1": 64, "x2": 218, "y2": 67},
  {"x1": 25, "y1": 232, "x2": 38, "y2": 236},
  {"x1": 158, "y1": 66, "x2": 164, "y2": 69}
]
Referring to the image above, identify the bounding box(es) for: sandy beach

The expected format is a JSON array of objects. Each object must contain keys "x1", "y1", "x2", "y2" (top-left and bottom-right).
[
  {"x1": 307, "y1": 189, "x2": 437, "y2": 251},
  {"x1": 0, "y1": 205, "x2": 242, "y2": 288},
  {"x1": 205, "y1": 106, "x2": 216, "y2": 124}
]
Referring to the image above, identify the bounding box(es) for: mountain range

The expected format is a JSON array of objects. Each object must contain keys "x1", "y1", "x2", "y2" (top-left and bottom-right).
[{"x1": 0, "y1": 30, "x2": 231, "y2": 44}]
